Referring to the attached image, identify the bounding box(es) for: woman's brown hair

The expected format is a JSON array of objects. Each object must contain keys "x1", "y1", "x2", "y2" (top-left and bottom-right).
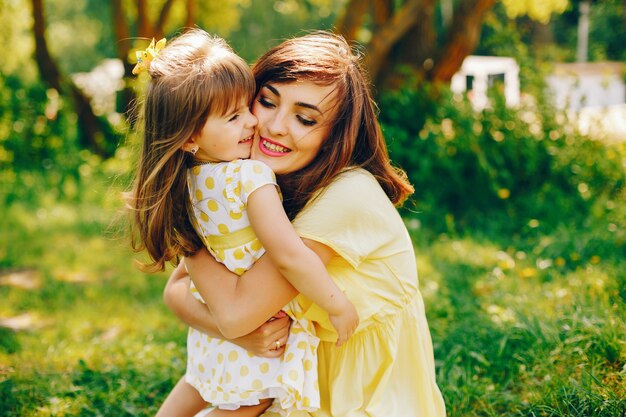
[
  {"x1": 128, "y1": 29, "x2": 255, "y2": 271},
  {"x1": 252, "y1": 31, "x2": 413, "y2": 219}
]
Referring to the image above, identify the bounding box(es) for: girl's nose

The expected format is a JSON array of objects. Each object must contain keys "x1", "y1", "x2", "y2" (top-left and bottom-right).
[{"x1": 245, "y1": 109, "x2": 258, "y2": 128}]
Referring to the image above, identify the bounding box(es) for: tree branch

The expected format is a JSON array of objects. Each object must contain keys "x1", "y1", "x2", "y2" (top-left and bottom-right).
[
  {"x1": 429, "y1": 0, "x2": 496, "y2": 82},
  {"x1": 155, "y1": 0, "x2": 177, "y2": 38},
  {"x1": 364, "y1": 0, "x2": 424, "y2": 80},
  {"x1": 336, "y1": 0, "x2": 370, "y2": 41}
]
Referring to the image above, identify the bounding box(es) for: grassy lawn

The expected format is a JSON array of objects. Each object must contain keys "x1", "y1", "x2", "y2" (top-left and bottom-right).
[{"x1": 1, "y1": 170, "x2": 625, "y2": 416}]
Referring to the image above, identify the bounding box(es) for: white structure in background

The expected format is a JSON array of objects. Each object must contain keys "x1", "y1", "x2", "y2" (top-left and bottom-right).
[
  {"x1": 450, "y1": 55, "x2": 520, "y2": 110},
  {"x1": 545, "y1": 62, "x2": 625, "y2": 110},
  {"x1": 546, "y1": 62, "x2": 626, "y2": 142}
]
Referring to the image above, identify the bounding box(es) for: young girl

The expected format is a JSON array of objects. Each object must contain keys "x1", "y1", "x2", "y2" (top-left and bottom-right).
[{"x1": 128, "y1": 29, "x2": 359, "y2": 417}]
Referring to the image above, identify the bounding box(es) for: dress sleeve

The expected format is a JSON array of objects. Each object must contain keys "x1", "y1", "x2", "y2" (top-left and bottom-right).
[
  {"x1": 225, "y1": 160, "x2": 278, "y2": 212},
  {"x1": 292, "y1": 169, "x2": 399, "y2": 268}
]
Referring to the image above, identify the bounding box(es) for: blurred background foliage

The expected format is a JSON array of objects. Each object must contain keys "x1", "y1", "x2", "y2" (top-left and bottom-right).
[
  {"x1": 2, "y1": 0, "x2": 624, "y2": 206},
  {"x1": 1, "y1": 0, "x2": 625, "y2": 415}
]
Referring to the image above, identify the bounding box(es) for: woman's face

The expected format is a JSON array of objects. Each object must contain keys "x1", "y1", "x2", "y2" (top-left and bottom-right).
[{"x1": 250, "y1": 81, "x2": 338, "y2": 175}]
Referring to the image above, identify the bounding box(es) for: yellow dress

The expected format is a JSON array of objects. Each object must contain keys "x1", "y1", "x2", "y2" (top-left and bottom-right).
[
  {"x1": 262, "y1": 168, "x2": 446, "y2": 417},
  {"x1": 185, "y1": 159, "x2": 320, "y2": 415}
]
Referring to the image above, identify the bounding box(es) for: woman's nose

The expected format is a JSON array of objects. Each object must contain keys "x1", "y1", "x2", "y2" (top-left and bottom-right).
[{"x1": 267, "y1": 111, "x2": 288, "y2": 136}]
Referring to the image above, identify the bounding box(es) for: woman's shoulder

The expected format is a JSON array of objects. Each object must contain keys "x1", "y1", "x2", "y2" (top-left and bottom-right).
[
  {"x1": 304, "y1": 167, "x2": 390, "y2": 215},
  {"x1": 324, "y1": 167, "x2": 384, "y2": 197}
]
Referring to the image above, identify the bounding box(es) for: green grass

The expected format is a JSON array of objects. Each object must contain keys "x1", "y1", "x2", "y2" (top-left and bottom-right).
[
  {"x1": 1, "y1": 172, "x2": 625, "y2": 416},
  {"x1": 415, "y1": 234, "x2": 626, "y2": 416}
]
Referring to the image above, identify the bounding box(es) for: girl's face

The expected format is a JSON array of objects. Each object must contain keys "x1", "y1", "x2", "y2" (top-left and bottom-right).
[
  {"x1": 251, "y1": 81, "x2": 338, "y2": 175},
  {"x1": 188, "y1": 97, "x2": 257, "y2": 163}
]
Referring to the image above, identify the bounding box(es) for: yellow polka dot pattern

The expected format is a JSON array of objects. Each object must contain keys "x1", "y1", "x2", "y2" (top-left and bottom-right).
[
  {"x1": 186, "y1": 300, "x2": 320, "y2": 415},
  {"x1": 186, "y1": 160, "x2": 278, "y2": 275},
  {"x1": 186, "y1": 160, "x2": 319, "y2": 414},
  {"x1": 207, "y1": 199, "x2": 219, "y2": 212}
]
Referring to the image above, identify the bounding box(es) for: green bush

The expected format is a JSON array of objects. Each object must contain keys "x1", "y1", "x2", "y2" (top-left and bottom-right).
[
  {"x1": 0, "y1": 73, "x2": 84, "y2": 204},
  {"x1": 380, "y1": 85, "x2": 625, "y2": 238}
]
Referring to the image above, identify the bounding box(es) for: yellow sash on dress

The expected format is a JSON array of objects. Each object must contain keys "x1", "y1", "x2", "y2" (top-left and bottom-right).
[{"x1": 203, "y1": 226, "x2": 257, "y2": 250}]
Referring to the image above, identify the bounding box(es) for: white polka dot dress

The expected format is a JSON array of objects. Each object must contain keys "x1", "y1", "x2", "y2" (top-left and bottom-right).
[{"x1": 185, "y1": 159, "x2": 320, "y2": 415}]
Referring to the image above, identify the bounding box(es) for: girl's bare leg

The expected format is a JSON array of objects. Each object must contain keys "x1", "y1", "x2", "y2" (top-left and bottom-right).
[
  {"x1": 156, "y1": 375, "x2": 273, "y2": 417},
  {"x1": 156, "y1": 376, "x2": 207, "y2": 417},
  {"x1": 207, "y1": 400, "x2": 273, "y2": 417}
]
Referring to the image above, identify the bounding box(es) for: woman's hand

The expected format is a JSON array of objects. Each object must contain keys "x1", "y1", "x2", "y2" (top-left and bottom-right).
[{"x1": 230, "y1": 314, "x2": 291, "y2": 357}]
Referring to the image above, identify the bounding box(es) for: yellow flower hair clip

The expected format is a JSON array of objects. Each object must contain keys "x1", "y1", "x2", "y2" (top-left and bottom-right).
[{"x1": 132, "y1": 38, "x2": 167, "y2": 75}]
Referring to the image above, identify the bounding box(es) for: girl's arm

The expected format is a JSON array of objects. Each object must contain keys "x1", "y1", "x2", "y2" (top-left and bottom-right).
[
  {"x1": 246, "y1": 185, "x2": 359, "y2": 345},
  {"x1": 164, "y1": 259, "x2": 291, "y2": 357}
]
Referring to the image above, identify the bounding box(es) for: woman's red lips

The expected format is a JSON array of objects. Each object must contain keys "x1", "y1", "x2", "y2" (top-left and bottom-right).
[{"x1": 259, "y1": 136, "x2": 291, "y2": 155}]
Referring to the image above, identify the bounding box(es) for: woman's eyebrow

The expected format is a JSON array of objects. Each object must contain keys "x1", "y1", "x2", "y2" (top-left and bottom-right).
[
  {"x1": 295, "y1": 101, "x2": 322, "y2": 114},
  {"x1": 264, "y1": 84, "x2": 323, "y2": 115},
  {"x1": 265, "y1": 84, "x2": 280, "y2": 96}
]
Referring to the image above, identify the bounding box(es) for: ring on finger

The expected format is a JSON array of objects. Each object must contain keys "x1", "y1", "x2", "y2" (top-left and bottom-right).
[{"x1": 274, "y1": 340, "x2": 281, "y2": 350}]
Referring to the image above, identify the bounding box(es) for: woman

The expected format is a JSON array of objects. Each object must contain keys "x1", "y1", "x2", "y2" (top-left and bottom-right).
[{"x1": 164, "y1": 32, "x2": 446, "y2": 417}]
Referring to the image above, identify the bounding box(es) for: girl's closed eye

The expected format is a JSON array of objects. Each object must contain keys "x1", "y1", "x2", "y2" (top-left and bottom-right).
[{"x1": 228, "y1": 114, "x2": 240, "y2": 122}]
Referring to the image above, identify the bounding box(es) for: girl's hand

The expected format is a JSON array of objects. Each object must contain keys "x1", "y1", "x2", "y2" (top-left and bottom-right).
[
  {"x1": 329, "y1": 299, "x2": 359, "y2": 347},
  {"x1": 229, "y1": 314, "x2": 291, "y2": 357}
]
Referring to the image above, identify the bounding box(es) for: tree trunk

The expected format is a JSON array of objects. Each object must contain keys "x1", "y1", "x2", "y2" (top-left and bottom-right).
[
  {"x1": 111, "y1": 0, "x2": 137, "y2": 117},
  {"x1": 336, "y1": 0, "x2": 370, "y2": 42},
  {"x1": 531, "y1": 21, "x2": 554, "y2": 48},
  {"x1": 429, "y1": 0, "x2": 496, "y2": 82},
  {"x1": 576, "y1": 1, "x2": 591, "y2": 63},
  {"x1": 389, "y1": 0, "x2": 437, "y2": 78},
  {"x1": 186, "y1": 0, "x2": 196, "y2": 28},
  {"x1": 112, "y1": 0, "x2": 130, "y2": 58},
  {"x1": 364, "y1": 0, "x2": 424, "y2": 81},
  {"x1": 372, "y1": 0, "x2": 393, "y2": 30},
  {"x1": 70, "y1": 84, "x2": 111, "y2": 157},
  {"x1": 137, "y1": 0, "x2": 151, "y2": 37},
  {"x1": 31, "y1": 0, "x2": 114, "y2": 157},
  {"x1": 32, "y1": 0, "x2": 62, "y2": 91},
  {"x1": 155, "y1": 0, "x2": 177, "y2": 38}
]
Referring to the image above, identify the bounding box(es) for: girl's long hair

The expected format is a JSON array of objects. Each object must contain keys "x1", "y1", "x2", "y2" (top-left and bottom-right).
[
  {"x1": 127, "y1": 29, "x2": 254, "y2": 271},
  {"x1": 252, "y1": 32, "x2": 413, "y2": 219}
]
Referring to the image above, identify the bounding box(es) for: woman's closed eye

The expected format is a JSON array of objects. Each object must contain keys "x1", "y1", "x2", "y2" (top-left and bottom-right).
[
  {"x1": 228, "y1": 113, "x2": 240, "y2": 122},
  {"x1": 258, "y1": 94, "x2": 316, "y2": 126},
  {"x1": 297, "y1": 115, "x2": 316, "y2": 126},
  {"x1": 258, "y1": 95, "x2": 275, "y2": 109}
]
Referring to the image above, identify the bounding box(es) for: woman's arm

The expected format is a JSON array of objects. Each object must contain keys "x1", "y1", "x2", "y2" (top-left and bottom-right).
[
  {"x1": 163, "y1": 261, "x2": 222, "y2": 337},
  {"x1": 164, "y1": 260, "x2": 291, "y2": 357}
]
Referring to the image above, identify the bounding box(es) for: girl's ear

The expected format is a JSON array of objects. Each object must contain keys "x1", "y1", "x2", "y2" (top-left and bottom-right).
[{"x1": 181, "y1": 138, "x2": 198, "y2": 154}]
